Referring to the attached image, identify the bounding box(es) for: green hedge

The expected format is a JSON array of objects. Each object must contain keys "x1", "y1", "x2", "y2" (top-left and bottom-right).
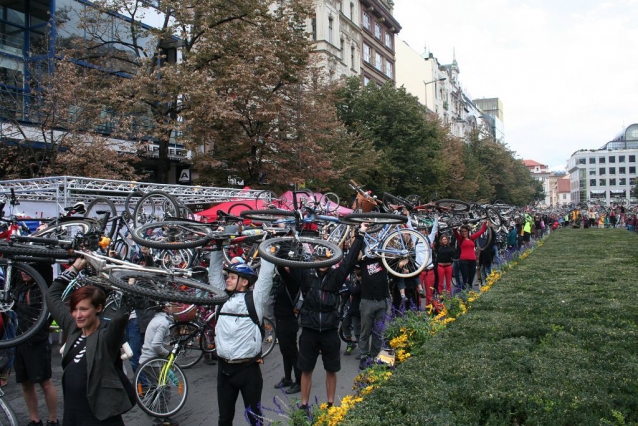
[{"x1": 342, "y1": 229, "x2": 638, "y2": 425}]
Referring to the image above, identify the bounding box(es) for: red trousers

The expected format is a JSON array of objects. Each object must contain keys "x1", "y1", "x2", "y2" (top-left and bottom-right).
[
  {"x1": 437, "y1": 264, "x2": 453, "y2": 295},
  {"x1": 420, "y1": 268, "x2": 436, "y2": 306}
]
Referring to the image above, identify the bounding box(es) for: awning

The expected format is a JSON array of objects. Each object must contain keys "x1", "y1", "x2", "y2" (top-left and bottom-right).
[{"x1": 589, "y1": 190, "x2": 606, "y2": 194}]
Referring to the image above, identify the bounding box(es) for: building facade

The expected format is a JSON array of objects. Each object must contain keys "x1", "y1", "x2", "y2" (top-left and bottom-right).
[
  {"x1": 523, "y1": 159, "x2": 552, "y2": 207},
  {"x1": 567, "y1": 124, "x2": 638, "y2": 206},
  {"x1": 359, "y1": 0, "x2": 401, "y2": 86},
  {"x1": 311, "y1": 0, "x2": 362, "y2": 81},
  {"x1": 474, "y1": 97, "x2": 505, "y2": 143}
]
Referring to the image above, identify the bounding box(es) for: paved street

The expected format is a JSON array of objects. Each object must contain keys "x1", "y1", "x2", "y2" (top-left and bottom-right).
[{"x1": 3, "y1": 337, "x2": 363, "y2": 425}]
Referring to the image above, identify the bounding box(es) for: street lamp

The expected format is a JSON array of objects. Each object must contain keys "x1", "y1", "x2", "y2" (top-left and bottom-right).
[{"x1": 423, "y1": 77, "x2": 447, "y2": 112}]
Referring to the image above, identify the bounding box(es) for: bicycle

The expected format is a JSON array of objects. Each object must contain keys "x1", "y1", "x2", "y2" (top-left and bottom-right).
[
  {"x1": 0, "y1": 349, "x2": 18, "y2": 425},
  {"x1": 134, "y1": 331, "x2": 191, "y2": 418}
]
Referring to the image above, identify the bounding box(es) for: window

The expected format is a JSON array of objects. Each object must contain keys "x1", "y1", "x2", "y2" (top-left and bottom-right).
[
  {"x1": 630, "y1": 155, "x2": 636, "y2": 162},
  {"x1": 340, "y1": 39, "x2": 344, "y2": 60},
  {"x1": 337, "y1": 0, "x2": 342, "y2": 12},
  {"x1": 350, "y1": 45, "x2": 355, "y2": 67},
  {"x1": 578, "y1": 158, "x2": 586, "y2": 165},
  {"x1": 589, "y1": 157, "x2": 596, "y2": 164},
  {"x1": 385, "y1": 32, "x2": 392, "y2": 49},
  {"x1": 350, "y1": 3, "x2": 354, "y2": 20},
  {"x1": 630, "y1": 166, "x2": 636, "y2": 174},
  {"x1": 620, "y1": 167, "x2": 626, "y2": 174},
  {"x1": 363, "y1": 12, "x2": 370, "y2": 29},
  {"x1": 609, "y1": 156, "x2": 616, "y2": 163},
  {"x1": 363, "y1": 76, "x2": 370, "y2": 86},
  {"x1": 375, "y1": 23, "x2": 382, "y2": 39},
  {"x1": 610, "y1": 178, "x2": 617, "y2": 186},
  {"x1": 375, "y1": 53, "x2": 382, "y2": 71},
  {"x1": 609, "y1": 167, "x2": 616, "y2": 175},
  {"x1": 599, "y1": 167, "x2": 606, "y2": 175},
  {"x1": 590, "y1": 179, "x2": 596, "y2": 187},
  {"x1": 589, "y1": 169, "x2": 596, "y2": 175},
  {"x1": 620, "y1": 178, "x2": 627, "y2": 185},
  {"x1": 328, "y1": 17, "x2": 333, "y2": 44},
  {"x1": 619, "y1": 155, "x2": 625, "y2": 162},
  {"x1": 599, "y1": 179, "x2": 606, "y2": 186},
  {"x1": 363, "y1": 44, "x2": 371, "y2": 63},
  {"x1": 599, "y1": 157, "x2": 606, "y2": 164},
  {"x1": 385, "y1": 61, "x2": 393, "y2": 78},
  {"x1": 311, "y1": 18, "x2": 316, "y2": 40}
]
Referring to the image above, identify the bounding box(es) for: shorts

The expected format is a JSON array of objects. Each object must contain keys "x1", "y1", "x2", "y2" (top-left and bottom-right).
[
  {"x1": 522, "y1": 232, "x2": 531, "y2": 242},
  {"x1": 297, "y1": 328, "x2": 340, "y2": 373},
  {"x1": 15, "y1": 340, "x2": 52, "y2": 384}
]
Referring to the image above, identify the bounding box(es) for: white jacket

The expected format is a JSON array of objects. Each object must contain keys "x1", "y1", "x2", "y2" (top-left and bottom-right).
[{"x1": 208, "y1": 250, "x2": 275, "y2": 361}]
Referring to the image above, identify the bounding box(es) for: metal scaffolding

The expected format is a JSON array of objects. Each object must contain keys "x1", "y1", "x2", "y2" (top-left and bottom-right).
[{"x1": 0, "y1": 176, "x2": 268, "y2": 210}]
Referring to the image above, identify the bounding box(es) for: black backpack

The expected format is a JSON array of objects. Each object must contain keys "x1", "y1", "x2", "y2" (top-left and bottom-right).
[{"x1": 215, "y1": 291, "x2": 265, "y2": 340}]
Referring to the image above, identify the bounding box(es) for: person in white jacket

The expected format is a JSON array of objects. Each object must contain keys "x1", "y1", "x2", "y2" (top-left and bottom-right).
[{"x1": 208, "y1": 246, "x2": 275, "y2": 426}]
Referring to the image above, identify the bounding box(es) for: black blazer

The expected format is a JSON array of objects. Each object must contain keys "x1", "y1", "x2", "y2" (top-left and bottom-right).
[{"x1": 46, "y1": 278, "x2": 133, "y2": 420}]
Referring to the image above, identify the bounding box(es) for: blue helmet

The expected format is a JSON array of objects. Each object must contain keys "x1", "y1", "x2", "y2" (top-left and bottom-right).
[{"x1": 223, "y1": 263, "x2": 258, "y2": 283}]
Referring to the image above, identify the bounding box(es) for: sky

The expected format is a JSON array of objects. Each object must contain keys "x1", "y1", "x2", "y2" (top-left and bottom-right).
[{"x1": 393, "y1": 0, "x2": 638, "y2": 171}]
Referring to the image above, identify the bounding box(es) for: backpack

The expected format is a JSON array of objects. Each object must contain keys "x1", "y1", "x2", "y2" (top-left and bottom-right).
[{"x1": 215, "y1": 291, "x2": 265, "y2": 340}]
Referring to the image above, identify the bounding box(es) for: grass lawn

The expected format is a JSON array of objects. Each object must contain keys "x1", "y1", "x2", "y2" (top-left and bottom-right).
[{"x1": 342, "y1": 228, "x2": 638, "y2": 425}]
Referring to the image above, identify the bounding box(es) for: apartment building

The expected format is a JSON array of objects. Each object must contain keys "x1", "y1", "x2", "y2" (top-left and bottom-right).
[
  {"x1": 359, "y1": 0, "x2": 401, "y2": 86},
  {"x1": 567, "y1": 123, "x2": 638, "y2": 205}
]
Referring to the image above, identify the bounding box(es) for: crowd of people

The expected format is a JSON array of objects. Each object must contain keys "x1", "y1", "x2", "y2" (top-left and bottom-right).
[{"x1": 2, "y1": 199, "x2": 637, "y2": 426}]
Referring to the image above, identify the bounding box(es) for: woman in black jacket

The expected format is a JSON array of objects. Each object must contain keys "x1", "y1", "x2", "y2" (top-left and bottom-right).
[{"x1": 45, "y1": 258, "x2": 133, "y2": 425}]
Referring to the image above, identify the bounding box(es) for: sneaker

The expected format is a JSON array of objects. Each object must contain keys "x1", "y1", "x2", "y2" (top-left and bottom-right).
[
  {"x1": 274, "y1": 377, "x2": 293, "y2": 389},
  {"x1": 285, "y1": 383, "x2": 301, "y2": 394},
  {"x1": 153, "y1": 418, "x2": 179, "y2": 426},
  {"x1": 344, "y1": 342, "x2": 355, "y2": 356},
  {"x1": 47, "y1": 421, "x2": 60, "y2": 426}
]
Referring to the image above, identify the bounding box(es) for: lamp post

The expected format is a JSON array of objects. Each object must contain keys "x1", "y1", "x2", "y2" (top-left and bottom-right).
[{"x1": 423, "y1": 77, "x2": 447, "y2": 113}]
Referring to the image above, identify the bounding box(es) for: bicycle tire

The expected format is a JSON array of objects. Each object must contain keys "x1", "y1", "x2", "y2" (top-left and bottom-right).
[
  {"x1": 135, "y1": 357, "x2": 188, "y2": 417},
  {"x1": 255, "y1": 190, "x2": 278, "y2": 208},
  {"x1": 319, "y1": 192, "x2": 340, "y2": 213},
  {"x1": 486, "y1": 207, "x2": 503, "y2": 227},
  {"x1": 338, "y1": 323, "x2": 357, "y2": 344},
  {"x1": 342, "y1": 212, "x2": 408, "y2": 225},
  {"x1": 124, "y1": 191, "x2": 145, "y2": 221},
  {"x1": 112, "y1": 239, "x2": 130, "y2": 262},
  {"x1": 382, "y1": 192, "x2": 415, "y2": 210},
  {"x1": 133, "y1": 191, "x2": 181, "y2": 228},
  {"x1": 0, "y1": 395, "x2": 18, "y2": 426},
  {"x1": 32, "y1": 218, "x2": 97, "y2": 241},
  {"x1": 84, "y1": 198, "x2": 118, "y2": 239},
  {"x1": 240, "y1": 209, "x2": 296, "y2": 222},
  {"x1": 199, "y1": 322, "x2": 216, "y2": 354},
  {"x1": 169, "y1": 322, "x2": 204, "y2": 369},
  {"x1": 258, "y1": 237, "x2": 343, "y2": 269},
  {"x1": 380, "y1": 228, "x2": 429, "y2": 278},
  {"x1": 0, "y1": 243, "x2": 71, "y2": 259},
  {"x1": 222, "y1": 241, "x2": 261, "y2": 269},
  {"x1": 108, "y1": 270, "x2": 228, "y2": 305},
  {"x1": 326, "y1": 223, "x2": 351, "y2": 247},
  {"x1": 261, "y1": 317, "x2": 276, "y2": 358},
  {"x1": 130, "y1": 220, "x2": 214, "y2": 249},
  {"x1": 0, "y1": 262, "x2": 50, "y2": 349},
  {"x1": 475, "y1": 226, "x2": 494, "y2": 251},
  {"x1": 435, "y1": 199, "x2": 471, "y2": 212}
]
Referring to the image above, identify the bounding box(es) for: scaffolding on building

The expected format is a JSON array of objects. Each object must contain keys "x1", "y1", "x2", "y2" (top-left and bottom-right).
[{"x1": 0, "y1": 176, "x2": 269, "y2": 216}]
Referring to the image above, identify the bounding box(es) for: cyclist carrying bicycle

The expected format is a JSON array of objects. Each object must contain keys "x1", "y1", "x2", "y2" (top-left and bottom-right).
[{"x1": 208, "y1": 239, "x2": 275, "y2": 426}]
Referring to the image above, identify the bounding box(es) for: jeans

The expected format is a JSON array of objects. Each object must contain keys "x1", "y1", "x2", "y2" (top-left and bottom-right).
[
  {"x1": 452, "y1": 260, "x2": 463, "y2": 295},
  {"x1": 126, "y1": 318, "x2": 143, "y2": 373},
  {"x1": 458, "y1": 260, "x2": 477, "y2": 290},
  {"x1": 358, "y1": 299, "x2": 387, "y2": 359}
]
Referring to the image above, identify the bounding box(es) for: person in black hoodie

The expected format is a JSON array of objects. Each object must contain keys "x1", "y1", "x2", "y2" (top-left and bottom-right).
[{"x1": 277, "y1": 224, "x2": 366, "y2": 412}]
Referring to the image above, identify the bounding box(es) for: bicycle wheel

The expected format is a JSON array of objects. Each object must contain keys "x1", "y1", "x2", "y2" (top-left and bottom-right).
[
  {"x1": 319, "y1": 192, "x2": 340, "y2": 213},
  {"x1": 124, "y1": 191, "x2": 145, "y2": 221},
  {"x1": 199, "y1": 322, "x2": 216, "y2": 354},
  {"x1": 475, "y1": 227, "x2": 494, "y2": 251},
  {"x1": 240, "y1": 209, "x2": 296, "y2": 222},
  {"x1": 0, "y1": 262, "x2": 50, "y2": 349},
  {"x1": 342, "y1": 212, "x2": 408, "y2": 225},
  {"x1": 108, "y1": 270, "x2": 228, "y2": 305},
  {"x1": 255, "y1": 190, "x2": 278, "y2": 208},
  {"x1": 0, "y1": 243, "x2": 70, "y2": 259},
  {"x1": 112, "y1": 238, "x2": 130, "y2": 261},
  {"x1": 135, "y1": 358, "x2": 187, "y2": 417},
  {"x1": 130, "y1": 220, "x2": 214, "y2": 249},
  {"x1": 222, "y1": 241, "x2": 261, "y2": 269},
  {"x1": 435, "y1": 199, "x2": 470, "y2": 212},
  {"x1": 258, "y1": 237, "x2": 342, "y2": 269},
  {"x1": 84, "y1": 198, "x2": 117, "y2": 239},
  {"x1": 159, "y1": 249, "x2": 194, "y2": 270},
  {"x1": 33, "y1": 218, "x2": 97, "y2": 241},
  {"x1": 0, "y1": 394, "x2": 18, "y2": 426},
  {"x1": 261, "y1": 317, "x2": 276, "y2": 358},
  {"x1": 169, "y1": 322, "x2": 204, "y2": 369},
  {"x1": 133, "y1": 191, "x2": 181, "y2": 228},
  {"x1": 326, "y1": 223, "x2": 351, "y2": 246},
  {"x1": 380, "y1": 228, "x2": 429, "y2": 278},
  {"x1": 486, "y1": 207, "x2": 503, "y2": 227},
  {"x1": 227, "y1": 203, "x2": 253, "y2": 216}
]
